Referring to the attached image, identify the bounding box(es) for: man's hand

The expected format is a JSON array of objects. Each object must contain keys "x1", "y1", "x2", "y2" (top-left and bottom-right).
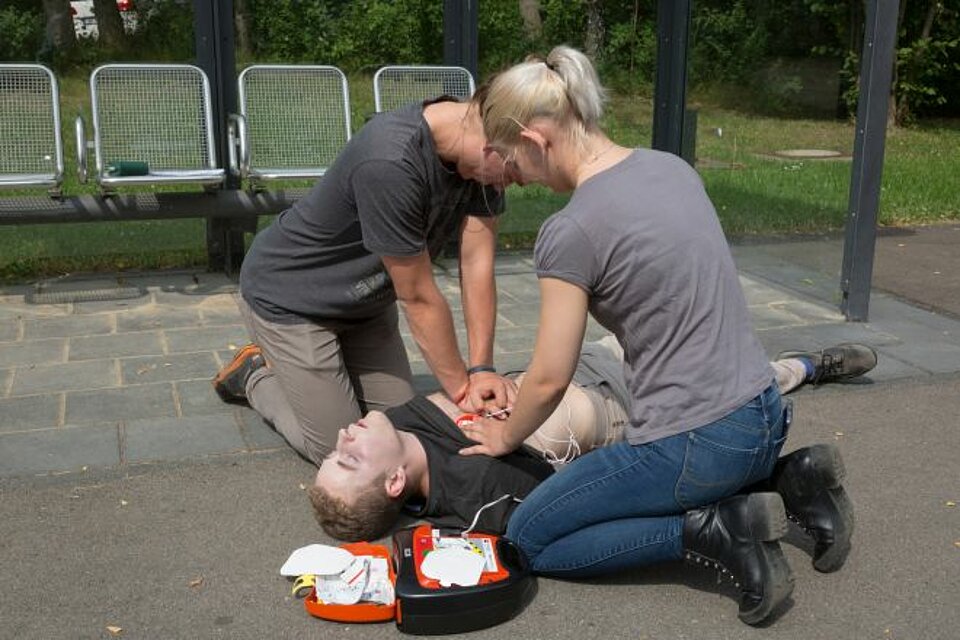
[
  {"x1": 460, "y1": 371, "x2": 518, "y2": 414},
  {"x1": 459, "y1": 415, "x2": 522, "y2": 457}
]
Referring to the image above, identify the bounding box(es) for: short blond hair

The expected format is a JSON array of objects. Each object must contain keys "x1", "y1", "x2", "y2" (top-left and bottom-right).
[
  {"x1": 479, "y1": 45, "x2": 607, "y2": 150},
  {"x1": 307, "y1": 472, "x2": 403, "y2": 542}
]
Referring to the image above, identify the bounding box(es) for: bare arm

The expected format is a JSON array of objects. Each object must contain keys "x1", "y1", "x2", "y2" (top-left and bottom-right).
[
  {"x1": 382, "y1": 252, "x2": 469, "y2": 403},
  {"x1": 460, "y1": 278, "x2": 589, "y2": 456},
  {"x1": 458, "y1": 214, "x2": 517, "y2": 411}
]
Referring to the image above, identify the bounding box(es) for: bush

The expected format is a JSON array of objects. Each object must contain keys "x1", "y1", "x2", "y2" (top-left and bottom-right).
[{"x1": 0, "y1": 6, "x2": 45, "y2": 62}]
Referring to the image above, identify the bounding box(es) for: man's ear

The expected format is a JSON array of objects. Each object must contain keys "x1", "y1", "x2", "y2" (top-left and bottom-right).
[{"x1": 385, "y1": 467, "x2": 407, "y2": 498}]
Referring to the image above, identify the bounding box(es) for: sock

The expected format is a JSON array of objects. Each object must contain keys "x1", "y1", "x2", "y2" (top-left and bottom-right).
[{"x1": 800, "y1": 357, "x2": 816, "y2": 380}]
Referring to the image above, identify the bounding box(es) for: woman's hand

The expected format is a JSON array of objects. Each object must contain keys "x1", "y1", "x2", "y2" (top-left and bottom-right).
[
  {"x1": 460, "y1": 277, "x2": 590, "y2": 458},
  {"x1": 459, "y1": 415, "x2": 524, "y2": 457}
]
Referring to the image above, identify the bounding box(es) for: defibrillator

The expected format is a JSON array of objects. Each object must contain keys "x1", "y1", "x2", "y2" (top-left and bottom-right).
[{"x1": 297, "y1": 523, "x2": 536, "y2": 635}]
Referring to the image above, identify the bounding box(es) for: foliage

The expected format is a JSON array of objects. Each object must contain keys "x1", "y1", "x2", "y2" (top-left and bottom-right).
[
  {"x1": 4, "y1": 0, "x2": 959, "y2": 120},
  {"x1": 689, "y1": 1, "x2": 767, "y2": 86},
  {"x1": 0, "y1": 5, "x2": 45, "y2": 61}
]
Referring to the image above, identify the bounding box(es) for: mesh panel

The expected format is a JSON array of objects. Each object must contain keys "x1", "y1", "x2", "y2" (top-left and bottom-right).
[
  {"x1": 93, "y1": 66, "x2": 211, "y2": 171},
  {"x1": 375, "y1": 67, "x2": 474, "y2": 112},
  {"x1": 0, "y1": 66, "x2": 59, "y2": 176},
  {"x1": 241, "y1": 66, "x2": 349, "y2": 170}
]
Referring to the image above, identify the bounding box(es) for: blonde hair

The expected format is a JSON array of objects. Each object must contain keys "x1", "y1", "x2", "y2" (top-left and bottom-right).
[{"x1": 479, "y1": 45, "x2": 607, "y2": 150}]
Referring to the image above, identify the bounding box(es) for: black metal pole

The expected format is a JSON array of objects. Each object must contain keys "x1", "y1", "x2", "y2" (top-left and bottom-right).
[
  {"x1": 840, "y1": 0, "x2": 899, "y2": 321},
  {"x1": 194, "y1": 0, "x2": 245, "y2": 275},
  {"x1": 651, "y1": 0, "x2": 691, "y2": 161},
  {"x1": 443, "y1": 0, "x2": 478, "y2": 82}
]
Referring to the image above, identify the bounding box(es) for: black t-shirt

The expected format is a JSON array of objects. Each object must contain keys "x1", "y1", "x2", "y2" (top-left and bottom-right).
[
  {"x1": 385, "y1": 397, "x2": 554, "y2": 535},
  {"x1": 240, "y1": 98, "x2": 503, "y2": 323}
]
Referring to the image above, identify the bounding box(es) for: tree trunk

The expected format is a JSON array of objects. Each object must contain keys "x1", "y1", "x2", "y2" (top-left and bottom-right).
[
  {"x1": 42, "y1": 0, "x2": 76, "y2": 51},
  {"x1": 519, "y1": 0, "x2": 542, "y2": 40},
  {"x1": 235, "y1": 0, "x2": 253, "y2": 58},
  {"x1": 93, "y1": 0, "x2": 125, "y2": 47},
  {"x1": 583, "y1": 0, "x2": 603, "y2": 59},
  {"x1": 890, "y1": 0, "x2": 909, "y2": 128}
]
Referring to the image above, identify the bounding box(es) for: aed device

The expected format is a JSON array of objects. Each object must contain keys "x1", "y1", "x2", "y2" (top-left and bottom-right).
[
  {"x1": 303, "y1": 524, "x2": 536, "y2": 635},
  {"x1": 393, "y1": 524, "x2": 537, "y2": 635}
]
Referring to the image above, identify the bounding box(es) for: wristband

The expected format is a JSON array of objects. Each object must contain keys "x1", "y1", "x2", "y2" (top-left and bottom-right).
[{"x1": 467, "y1": 365, "x2": 496, "y2": 376}]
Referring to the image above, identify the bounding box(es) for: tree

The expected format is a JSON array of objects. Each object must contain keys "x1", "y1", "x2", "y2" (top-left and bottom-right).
[
  {"x1": 41, "y1": 0, "x2": 76, "y2": 51},
  {"x1": 235, "y1": 0, "x2": 253, "y2": 59},
  {"x1": 583, "y1": 0, "x2": 603, "y2": 58},
  {"x1": 92, "y1": 0, "x2": 125, "y2": 47},
  {"x1": 519, "y1": 0, "x2": 542, "y2": 40}
]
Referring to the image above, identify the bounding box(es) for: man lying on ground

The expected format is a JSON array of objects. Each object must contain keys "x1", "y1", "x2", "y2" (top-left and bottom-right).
[{"x1": 300, "y1": 340, "x2": 875, "y2": 572}]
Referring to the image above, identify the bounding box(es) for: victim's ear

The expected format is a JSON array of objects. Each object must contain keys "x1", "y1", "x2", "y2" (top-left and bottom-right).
[{"x1": 385, "y1": 466, "x2": 407, "y2": 498}]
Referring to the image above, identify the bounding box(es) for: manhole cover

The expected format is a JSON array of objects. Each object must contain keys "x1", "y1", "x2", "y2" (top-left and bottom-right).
[
  {"x1": 773, "y1": 149, "x2": 844, "y2": 159},
  {"x1": 26, "y1": 287, "x2": 147, "y2": 304}
]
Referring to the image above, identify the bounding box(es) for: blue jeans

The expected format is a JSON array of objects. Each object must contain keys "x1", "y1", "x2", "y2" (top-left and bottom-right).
[{"x1": 505, "y1": 383, "x2": 787, "y2": 578}]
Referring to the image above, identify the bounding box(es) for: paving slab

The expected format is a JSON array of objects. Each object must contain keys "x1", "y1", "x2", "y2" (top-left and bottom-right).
[
  {"x1": 163, "y1": 325, "x2": 249, "y2": 353},
  {"x1": 0, "y1": 423, "x2": 119, "y2": 476},
  {"x1": 22, "y1": 313, "x2": 114, "y2": 339},
  {"x1": 10, "y1": 358, "x2": 119, "y2": 396},
  {"x1": 119, "y1": 352, "x2": 219, "y2": 385},
  {"x1": 0, "y1": 337, "x2": 66, "y2": 366},
  {"x1": 123, "y1": 414, "x2": 246, "y2": 463},
  {"x1": 69, "y1": 330, "x2": 165, "y2": 360},
  {"x1": 65, "y1": 383, "x2": 177, "y2": 424},
  {"x1": 0, "y1": 393, "x2": 62, "y2": 432}
]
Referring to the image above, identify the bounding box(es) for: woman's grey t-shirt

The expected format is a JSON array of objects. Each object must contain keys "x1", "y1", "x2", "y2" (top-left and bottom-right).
[
  {"x1": 240, "y1": 99, "x2": 502, "y2": 323},
  {"x1": 535, "y1": 149, "x2": 774, "y2": 445}
]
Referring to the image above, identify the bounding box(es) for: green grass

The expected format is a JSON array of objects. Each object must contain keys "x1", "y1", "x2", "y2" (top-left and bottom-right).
[{"x1": 1, "y1": 71, "x2": 958, "y2": 281}]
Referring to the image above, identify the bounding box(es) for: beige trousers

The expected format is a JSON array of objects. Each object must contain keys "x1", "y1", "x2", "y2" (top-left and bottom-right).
[{"x1": 237, "y1": 296, "x2": 415, "y2": 466}]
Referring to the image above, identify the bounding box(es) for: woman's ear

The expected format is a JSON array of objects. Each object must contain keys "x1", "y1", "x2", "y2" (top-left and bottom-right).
[
  {"x1": 518, "y1": 125, "x2": 549, "y2": 153},
  {"x1": 385, "y1": 466, "x2": 407, "y2": 498}
]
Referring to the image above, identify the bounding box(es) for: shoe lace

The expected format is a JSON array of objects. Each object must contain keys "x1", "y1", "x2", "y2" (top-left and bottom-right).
[{"x1": 812, "y1": 351, "x2": 842, "y2": 384}]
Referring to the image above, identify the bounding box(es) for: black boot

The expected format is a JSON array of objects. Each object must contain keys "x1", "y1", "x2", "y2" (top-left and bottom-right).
[
  {"x1": 683, "y1": 492, "x2": 794, "y2": 626},
  {"x1": 771, "y1": 444, "x2": 854, "y2": 573}
]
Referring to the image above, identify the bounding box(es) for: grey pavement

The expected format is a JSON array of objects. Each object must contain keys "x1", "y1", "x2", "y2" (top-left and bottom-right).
[{"x1": 2, "y1": 232, "x2": 959, "y2": 638}]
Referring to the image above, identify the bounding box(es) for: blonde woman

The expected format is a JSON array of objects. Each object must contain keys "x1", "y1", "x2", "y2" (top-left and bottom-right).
[{"x1": 460, "y1": 46, "x2": 855, "y2": 625}]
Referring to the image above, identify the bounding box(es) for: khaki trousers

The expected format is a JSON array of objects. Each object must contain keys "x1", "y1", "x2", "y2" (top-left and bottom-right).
[{"x1": 237, "y1": 295, "x2": 415, "y2": 466}]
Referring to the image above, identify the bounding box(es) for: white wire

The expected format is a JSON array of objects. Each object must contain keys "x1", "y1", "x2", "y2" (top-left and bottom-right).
[
  {"x1": 462, "y1": 494, "x2": 522, "y2": 535},
  {"x1": 527, "y1": 399, "x2": 581, "y2": 465}
]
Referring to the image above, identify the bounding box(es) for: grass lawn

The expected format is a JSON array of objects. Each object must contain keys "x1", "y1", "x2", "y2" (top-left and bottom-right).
[{"x1": 1, "y1": 72, "x2": 958, "y2": 281}]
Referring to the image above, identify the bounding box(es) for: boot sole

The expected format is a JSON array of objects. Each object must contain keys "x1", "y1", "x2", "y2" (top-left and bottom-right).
[
  {"x1": 212, "y1": 344, "x2": 261, "y2": 401},
  {"x1": 811, "y1": 485, "x2": 855, "y2": 573},
  {"x1": 739, "y1": 493, "x2": 794, "y2": 626}
]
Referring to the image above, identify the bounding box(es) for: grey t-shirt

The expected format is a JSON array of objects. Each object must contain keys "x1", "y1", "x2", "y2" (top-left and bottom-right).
[
  {"x1": 240, "y1": 99, "x2": 503, "y2": 322},
  {"x1": 535, "y1": 149, "x2": 774, "y2": 445}
]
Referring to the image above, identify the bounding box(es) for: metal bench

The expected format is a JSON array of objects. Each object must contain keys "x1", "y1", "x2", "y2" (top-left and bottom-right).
[
  {"x1": 0, "y1": 64, "x2": 64, "y2": 196},
  {"x1": 75, "y1": 63, "x2": 225, "y2": 194},
  {"x1": 229, "y1": 65, "x2": 352, "y2": 188},
  {"x1": 373, "y1": 65, "x2": 475, "y2": 112}
]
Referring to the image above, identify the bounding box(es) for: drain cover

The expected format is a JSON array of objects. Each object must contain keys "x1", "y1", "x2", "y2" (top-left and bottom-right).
[
  {"x1": 773, "y1": 149, "x2": 844, "y2": 159},
  {"x1": 26, "y1": 287, "x2": 147, "y2": 304}
]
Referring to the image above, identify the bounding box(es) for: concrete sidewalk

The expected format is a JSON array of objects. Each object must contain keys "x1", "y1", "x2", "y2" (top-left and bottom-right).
[
  {"x1": 1, "y1": 232, "x2": 959, "y2": 638},
  {"x1": 2, "y1": 242, "x2": 959, "y2": 478}
]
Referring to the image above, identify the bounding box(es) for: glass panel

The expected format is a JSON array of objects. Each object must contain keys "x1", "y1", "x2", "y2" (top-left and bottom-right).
[
  {"x1": 688, "y1": 0, "x2": 854, "y2": 318},
  {"x1": 0, "y1": 0, "x2": 203, "y2": 280}
]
